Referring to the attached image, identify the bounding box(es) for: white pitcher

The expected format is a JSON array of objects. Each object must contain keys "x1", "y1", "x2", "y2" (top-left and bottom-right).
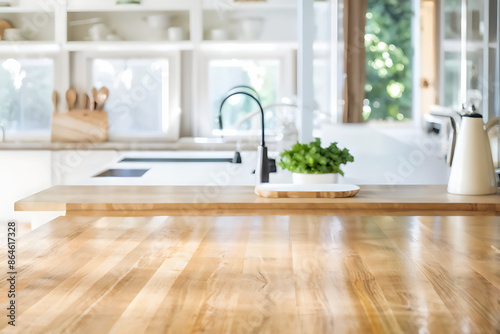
[{"x1": 448, "y1": 112, "x2": 500, "y2": 195}]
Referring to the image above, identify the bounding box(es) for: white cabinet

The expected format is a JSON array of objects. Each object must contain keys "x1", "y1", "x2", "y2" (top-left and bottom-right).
[
  {"x1": 0, "y1": 150, "x2": 120, "y2": 230},
  {"x1": 0, "y1": 151, "x2": 55, "y2": 228}
]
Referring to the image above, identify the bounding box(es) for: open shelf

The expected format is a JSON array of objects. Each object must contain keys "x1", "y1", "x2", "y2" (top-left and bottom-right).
[
  {"x1": 202, "y1": 7, "x2": 296, "y2": 42},
  {"x1": 202, "y1": 0, "x2": 295, "y2": 10},
  {"x1": 67, "y1": 10, "x2": 190, "y2": 43},
  {"x1": 0, "y1": 11, "x2": 55, "y2": 42},
  {"x1": 200, "y1": 40, "x2": 297, "y2": 51},
  {"x1": 65, "y1": 40, "x2": 193, "y2": 51}
]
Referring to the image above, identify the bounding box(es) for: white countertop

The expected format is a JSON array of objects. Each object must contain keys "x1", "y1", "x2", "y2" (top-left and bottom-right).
[
  {"x1": 76, "y1": 151, "x2": 292, "y2": 186},
  {"x1": 55, "y1": 125, "x2": 451, "y2": 187},
  {"x1": 0, "y1": 137, "x2": 265, "y2": 151}
]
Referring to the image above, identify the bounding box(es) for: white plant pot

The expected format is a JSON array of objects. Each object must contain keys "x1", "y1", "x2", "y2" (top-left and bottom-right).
[{"x1": 292, "y1": 173, "x2": 338, "y2": 184}]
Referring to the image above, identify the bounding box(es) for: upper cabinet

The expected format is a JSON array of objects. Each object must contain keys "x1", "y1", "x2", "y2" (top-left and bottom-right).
[{"x1": 0, "y1": 0, "x2": 301, "y2": 51}]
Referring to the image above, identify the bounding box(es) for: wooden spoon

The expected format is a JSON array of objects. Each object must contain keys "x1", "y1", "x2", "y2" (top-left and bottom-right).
[
  {"x1": 96, "y1": 87, "x2": 109, "y2": 111},
  {"x1": 65, "y1": 89, "x2": 77, "y2": 111},
  {"x1": 52, "y1": 91, "x2": 59, "y2": 113},
  {"x1": 78, "y1": 93, "x2": 88, "y2": 109},
  {"x1": 85, "y1": 94, "x2": 91, "y2": 109},
  {"x1": 89, "y1": 88, "x2": 98, "y2": 111}
]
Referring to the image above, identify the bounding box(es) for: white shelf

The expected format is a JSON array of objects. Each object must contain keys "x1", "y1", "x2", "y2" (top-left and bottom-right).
[
  {"x1": 0, "y1": 41, "x2": 60, "y2": 53},
  {"x1": 67, "y1": 4, "x2": 194, "y2": 12},
  {"x1": 202, "y1": 1, "x2": 296, "y2": 10},
  {"x1": 200, "y1": 40, "x2": 297, "y2": 51},
  {"x1": 64, "y1": 41, "x2": 194, "y2": 52},
  {"x1": 0, "y1": 7, "x2": 54, "y2": 13}
]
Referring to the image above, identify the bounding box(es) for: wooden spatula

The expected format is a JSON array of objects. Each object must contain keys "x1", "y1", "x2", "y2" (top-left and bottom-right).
[
  {"x1": 96, "y1": 87, "x2": 109, "y2": 110},
  {"x1": 89, "y1": 88, "x2": 97, "y2": 111},
  {"x1": 78, "y1": 93, "x2": 89, "y2": 109},
  {"x1": 52, "y1": 91, "x2": 59, "y2": 113},
  {"x1": 65, "y1": 89, "x2": 77, "y2": 111}
]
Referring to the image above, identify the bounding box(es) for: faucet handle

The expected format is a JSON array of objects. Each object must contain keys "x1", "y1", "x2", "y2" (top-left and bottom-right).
[{"x1": 256, "y1": 145, "x2": 270, "y2": 183}]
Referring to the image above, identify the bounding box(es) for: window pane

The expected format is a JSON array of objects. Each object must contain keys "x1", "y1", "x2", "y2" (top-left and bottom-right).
[
  {"x1": 313, "y1": 57, "x2": 330, "y2": 122},
  {"x1": 364, "y1": 0, "x2": 413, "y2": 121},
  {"x1": 91, "y1": 58, "x2": 169, "y2": 136},
  {"x1": 443, "y1": 50, "x2": 484, "y2": 109},
  {"x1": 443, "y1": 52, "x2": 461, "y2": 107},
  {"x1": 0, "y1": 58, "x2": 53, "y2": 132},
  {"x1": 208, "y1": 59, "x2": 280, "y2": 133}
]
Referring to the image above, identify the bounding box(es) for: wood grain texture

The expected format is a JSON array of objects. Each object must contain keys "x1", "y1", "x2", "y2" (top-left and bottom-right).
[
  {"x1": 15, "y1": 185, "x2": 500, "y2": 216},
  {"x1": 255, "y1": 184, "x2": 360, "y2": 198},
  {"x1": 0, "y1": 215, "x2": 499, "y2": 333},
  {"x1": 51, "y1": 109, "x2": 108, "y2": 143}
]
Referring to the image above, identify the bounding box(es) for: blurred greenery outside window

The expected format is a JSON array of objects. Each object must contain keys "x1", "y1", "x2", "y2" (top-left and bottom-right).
[
  {"x1": 0, "y1": 58, "x2": 53, "y2": 132},
  {"x1": 364, "y1": 0, "x2": 413, "y2": 121}
]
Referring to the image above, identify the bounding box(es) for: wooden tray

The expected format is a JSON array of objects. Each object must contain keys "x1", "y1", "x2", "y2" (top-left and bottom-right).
[
  {"x1": 255, "y1": 183, "x2": 360, "y2": 199},
  {"x1": 51, "y1": 109, "x2": 109, "y2": 143}
]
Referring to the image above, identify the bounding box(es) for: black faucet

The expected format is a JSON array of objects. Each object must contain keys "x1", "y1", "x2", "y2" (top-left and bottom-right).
[
  {"x1": 218, "y1": 85, "x2": 261, "y2": 135},
  {"x1": 219, "y1": 89, "x2": 270, "y2": 183}
]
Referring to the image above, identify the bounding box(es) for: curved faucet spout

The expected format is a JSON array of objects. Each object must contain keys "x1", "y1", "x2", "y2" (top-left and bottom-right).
[
  {"x1": 219, "y1": 91, "x2": 266, "y2": 146},
  {"x1": 218, "y1": 90, "x2": 270, "y2": 183}
]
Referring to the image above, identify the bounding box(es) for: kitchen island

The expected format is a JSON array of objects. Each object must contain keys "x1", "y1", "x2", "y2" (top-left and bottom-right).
[
  {"x1": 15, "y1": 184, "x2": 500, "y2": 216},
  {"x1": 8, "y1": 184, "x2": 500, "y2": 333},
  {"x1": 0, "y1": 215, "x2": 498, "y2": 333}
]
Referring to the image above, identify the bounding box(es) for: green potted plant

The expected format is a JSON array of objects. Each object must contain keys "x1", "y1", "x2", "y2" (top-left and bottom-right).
[{"x1": 278, "y1": 138, "x2": 354, "y2": 184}]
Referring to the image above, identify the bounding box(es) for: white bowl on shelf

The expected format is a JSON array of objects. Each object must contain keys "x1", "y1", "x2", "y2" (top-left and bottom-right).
[
  {"x1": 210, "y1": 28, "x2": 229, "y2": 41},
  {"x1": 168, "y1": 27, "x2": 184, "y2": 41},
  {"x1": 3, "y1": 28, "x2": 25, "y2": 41},
  {"x1": 240, "y1": 17, "x2": 264, "y2": 40}
]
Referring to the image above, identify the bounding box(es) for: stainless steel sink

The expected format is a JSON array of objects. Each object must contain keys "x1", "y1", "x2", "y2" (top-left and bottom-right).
[
  {"x1": 119, "y1": 157, "x2": 233, "y2": 163},
  {"x1": 94, "y1": 169, "x2": 150, "y2": 177}
]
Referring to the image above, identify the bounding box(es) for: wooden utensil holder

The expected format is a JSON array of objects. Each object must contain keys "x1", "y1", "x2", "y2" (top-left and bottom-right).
[{"x1": 51, "y1": 109, "x2": 109, "y2": 143}]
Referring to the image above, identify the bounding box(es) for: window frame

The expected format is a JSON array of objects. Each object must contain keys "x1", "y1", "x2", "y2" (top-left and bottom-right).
[
  {"x1": 76, "y1": 50, "x2": 181, "y2": 142},
  {"x1": 195, "y1": 49, "x2": 296, "y2": 138}
]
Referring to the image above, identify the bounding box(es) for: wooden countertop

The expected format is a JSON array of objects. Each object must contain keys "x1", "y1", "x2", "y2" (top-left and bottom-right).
[
  {"x1": 0, "y1": 215, "x2": 498, "y2": 333},
  {"x1": 15, "y1": 185, "x2": 500, "y2": 216}
]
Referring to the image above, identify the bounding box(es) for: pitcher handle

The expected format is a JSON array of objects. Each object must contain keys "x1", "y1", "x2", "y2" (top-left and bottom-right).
[
  {"x1": 485, "y1": 116, "x2": 500, "y2": 132},
  {"x1": 447, "y1": 117, "x2": 457, "y2": 167}
]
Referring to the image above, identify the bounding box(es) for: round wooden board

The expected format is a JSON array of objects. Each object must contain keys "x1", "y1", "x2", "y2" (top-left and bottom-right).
[{"x1": 255, "y1": 184, "x2": 360, "y2": 199}]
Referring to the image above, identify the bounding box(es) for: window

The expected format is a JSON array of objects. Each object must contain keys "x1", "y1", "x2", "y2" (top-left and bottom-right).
[
  {"x1": 197, "y1": 50, "x2": 294, "y2": 137},
  {"x1": 313, "y1": 56, "x2": 331, "y2": 126},
  {"x1": 364, "y1": 0, "x2": 413, "y2": 121},
  {"x1": 0, "y1": 58, "x2": 54, "y2": 133},
  {"x1": 210, "y1": 59, "x2": 280, "y2": 133},
  {"x1": 85, "y1": 52, "x2": 181, "y2": 141}
]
